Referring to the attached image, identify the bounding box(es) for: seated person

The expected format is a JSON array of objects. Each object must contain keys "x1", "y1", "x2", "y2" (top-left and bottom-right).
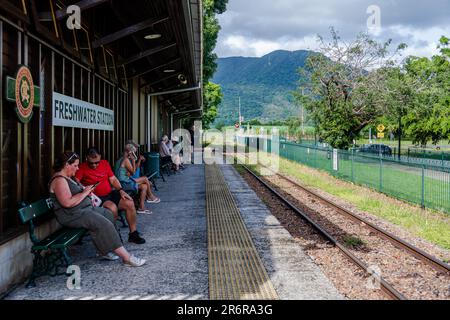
[
  {"x1": 160, "y1": 135, "x2": 180, "y2": 171},
  {"x1": 74, "y1": 147, "x2": 145, "y2": 244},
  {"x1": 170, "y1": 137, "x2": 185, "y2": 170},
  {"x1": 159, "y1": 135, "x2": 172, "y2": 166},
  {"x1": 115, "y1": 144, "x2": 160, "y2": 215},
  {"x1": 166, "y1": 138, "x2": 180, "y2": 172},
  {"x1": 49, "y1": 151, "x2": 146, "y2": 267},
  {"x1": 125, "y1": 140, "x2": 146, "y2": 179}
]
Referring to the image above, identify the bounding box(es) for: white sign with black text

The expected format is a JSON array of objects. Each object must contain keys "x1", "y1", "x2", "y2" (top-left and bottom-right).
[{"x1": 52, "y1": 92, "x2": 114, "y2": 131}]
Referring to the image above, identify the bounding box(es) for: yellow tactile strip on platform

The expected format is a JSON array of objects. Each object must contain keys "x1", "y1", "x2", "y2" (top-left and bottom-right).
[{"x1": 205, "y1": 164, "x2": 279, "y2": 300}]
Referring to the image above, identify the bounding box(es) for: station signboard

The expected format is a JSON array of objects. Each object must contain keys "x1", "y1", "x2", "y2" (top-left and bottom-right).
[{"x1": 52, "y1": 92, "x2": 114, "y2": 131}]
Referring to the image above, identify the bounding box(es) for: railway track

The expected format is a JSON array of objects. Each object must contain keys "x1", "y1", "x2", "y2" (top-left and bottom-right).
[{"x1": 241, "y1": 164, "x2": 450, "y2": 300}]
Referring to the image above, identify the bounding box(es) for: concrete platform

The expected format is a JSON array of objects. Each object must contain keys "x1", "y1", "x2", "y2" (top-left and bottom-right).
[
  {"x1": 5, "y1": 163, "x2": 342, "y2": 300},
  {"x1": 5, "y1": 165, "x2": 208, "y2": 300}
]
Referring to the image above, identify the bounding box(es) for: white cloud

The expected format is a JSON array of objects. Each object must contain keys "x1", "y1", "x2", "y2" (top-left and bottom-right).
[
  {"x1": 386, "y1": 25, "x2": 450, "y2": 58},
  {"x1": 218, "y1": 35, "x2": 319, "y2": 57},
  {"x1": 215, "y1": 0, "x2": 450, "y2": 58}
]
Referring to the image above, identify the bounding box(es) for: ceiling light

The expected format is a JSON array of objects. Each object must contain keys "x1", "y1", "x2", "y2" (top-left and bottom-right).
[
  {"x1": 163, "y1": 69, "x2": 175, "y2": 73},
  {"x1": 144, "y1": 33, "x2": 161, "y2": 40},
  {"x1": 178, "y1": 74, "x2": 187, "y2": 84}
]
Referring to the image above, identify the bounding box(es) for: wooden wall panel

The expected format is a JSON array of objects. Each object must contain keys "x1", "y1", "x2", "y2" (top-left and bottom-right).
[{"x1": 0, "y1": 23, "x2": 131, "y2": 241}]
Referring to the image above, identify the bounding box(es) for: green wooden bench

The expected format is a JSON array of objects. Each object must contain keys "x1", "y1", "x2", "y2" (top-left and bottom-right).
[
  {"x1": 18, "y1": 199, "x2": 87, "y2": 288},
  {"x1": 159, "y1": 158, "x2": 172, "y2": 180},
  {"x1": 146, "y1": 170, "x2": 159, "y2": 191}
]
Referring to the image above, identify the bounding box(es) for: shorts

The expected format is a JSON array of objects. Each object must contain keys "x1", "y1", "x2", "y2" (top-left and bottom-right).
[
  {"x1": 99, "y1": 190, "x2": 122, "y2": 207},
  {"x1": 121, "y1": 180, "x2": 138, "y2": 192}
]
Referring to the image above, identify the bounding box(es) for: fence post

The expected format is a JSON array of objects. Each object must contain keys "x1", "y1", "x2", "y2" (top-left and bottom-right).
[
  {"x1": 351, "y1": 148, "x2": 355, "y2": 182},
  {"x1": 314, "y1": 146, "x2": 317, "y2": 168},
  {"x1": 379, "y1": 154, "x2": 383, "y2": 192},
  {"x1": 421, "y1": 165, "x2": 425, "y2": 208}
]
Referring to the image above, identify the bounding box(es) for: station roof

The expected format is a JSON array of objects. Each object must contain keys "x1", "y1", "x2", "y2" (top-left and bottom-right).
[
  {"x1": 1, "y1": 0, "x2": 203, "y2": 113},
  {"x1": 78, "y1": 0, "x2": 203, "y2": 113}
]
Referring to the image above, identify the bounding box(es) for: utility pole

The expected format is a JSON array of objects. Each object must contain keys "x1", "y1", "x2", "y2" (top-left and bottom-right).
[
  {"x1": 238, "y1": 95, "x2": 242, "y2": 127},
  {"x1": 398, "y1": 115, "x2": 402, "y2": 160},
  {"x1": 301, "y1": 88, "x2": 305, "y2": 136}
]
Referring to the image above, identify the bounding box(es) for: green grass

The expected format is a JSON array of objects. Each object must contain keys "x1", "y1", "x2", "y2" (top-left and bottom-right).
[
  {"x1": 251, "y1": 151, "x2": 450, "y2": 250},
  {"x1": 342, "y1": 235, "x2": 366, "y2": 249},
  {"x1": 280, "y1": 143, "x2": 450, "y2": 213}
]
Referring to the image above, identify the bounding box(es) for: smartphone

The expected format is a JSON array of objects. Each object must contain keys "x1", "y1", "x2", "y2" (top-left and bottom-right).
[{"x1": 92, "y1": 181, "x2": 101, "y2": 189}]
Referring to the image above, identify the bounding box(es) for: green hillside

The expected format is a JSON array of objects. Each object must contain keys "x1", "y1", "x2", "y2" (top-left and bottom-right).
[{"x1": 212, "y1": 50, "x2": 312, "y2": 125}]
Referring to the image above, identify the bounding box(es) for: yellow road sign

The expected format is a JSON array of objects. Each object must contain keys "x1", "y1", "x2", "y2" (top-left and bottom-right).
[
  {"x1": 377, "y1": 132, "x2": 385, "y2": 138},
  {"x1": 377, "y1": 124, "x2": 385, "y2": 133}
]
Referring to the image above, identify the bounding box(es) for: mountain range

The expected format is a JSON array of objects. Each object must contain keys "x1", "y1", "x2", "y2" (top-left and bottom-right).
[{"x1": 212, "y1": 49, "x2": 313, "y2": 126}]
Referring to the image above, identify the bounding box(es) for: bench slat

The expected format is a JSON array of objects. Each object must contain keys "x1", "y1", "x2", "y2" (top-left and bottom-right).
[
  {"x1": 49, "y1": 228, "x2": 86, "y2": 249},
  {"x1": 31, "y1": 228, "x2": 69, "y2": 251}
]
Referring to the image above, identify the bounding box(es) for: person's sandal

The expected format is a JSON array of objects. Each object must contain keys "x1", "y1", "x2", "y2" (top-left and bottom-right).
[
  {"x1": 137, "y1": 208, "x2": 152, "y2": 215},
  {"x1": 123, "y1": 255, "x2": 146, "y2": 267},
  {"x1": 146, "y1": 197, "x2": 160, "y2": 204}
]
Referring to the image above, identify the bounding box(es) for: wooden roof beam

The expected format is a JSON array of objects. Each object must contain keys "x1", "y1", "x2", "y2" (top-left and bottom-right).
[
  {"x1": 144, "y1": 73, "x2": 180, "y2": 88},
  {"x1": 92, "y1": 17, "x2": 169, "y2": 48},
  {"x1": 134, "y1": 58, "x2": 181, "y2": 80},
  {"x1": 118, "y1": 43, "x2": 177, "y2": 66}
]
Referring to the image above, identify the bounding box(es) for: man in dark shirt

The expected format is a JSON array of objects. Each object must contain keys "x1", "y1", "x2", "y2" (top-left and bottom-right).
[{"x1": 75, "y1": 147, "x2": 145, "y2": 244}]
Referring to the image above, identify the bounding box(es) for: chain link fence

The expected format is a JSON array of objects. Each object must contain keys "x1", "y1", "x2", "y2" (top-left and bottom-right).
[{"x1": 240, "y1": 136, "x2": 450, "y2": 214}]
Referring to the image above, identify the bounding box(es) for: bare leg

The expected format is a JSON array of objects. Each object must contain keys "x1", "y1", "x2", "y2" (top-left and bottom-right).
[
  {"x1": 136, "y1": 177, "x2": 157, "y2": 201},
  {"x1": 102, "y1": 201, "x2": 118, "y2": 220},
  {"x1": 114, "y1": 246, "x2": 131, "y2": 262},
  {"x1": 144, "y1": 179, "x2": 154, "y2": 200},
  {"x1": 118, "y1": 198, "x2": 137, "y2": 233},
  {"x1": 138, "y1": 184, "x2": 147, "y2": 210}
]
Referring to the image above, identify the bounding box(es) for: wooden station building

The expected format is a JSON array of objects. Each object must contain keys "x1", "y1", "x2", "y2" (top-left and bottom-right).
[{"x1": 0, "y1": 0, "x2": 203, "y2": 294}]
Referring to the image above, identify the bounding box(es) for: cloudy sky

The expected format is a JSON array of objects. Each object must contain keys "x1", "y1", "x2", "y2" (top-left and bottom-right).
[{"x1": 215, "y1": 0, "x2": 450, "y2": 58}]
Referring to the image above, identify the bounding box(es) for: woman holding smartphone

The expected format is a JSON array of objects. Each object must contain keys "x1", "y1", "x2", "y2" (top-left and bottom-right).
[
  {"x1": 115, "y1": 144, "x2": 160, "y2": 214},
  {"x1": 49, "y1": 151, "x2": 146, "y2": 267}
]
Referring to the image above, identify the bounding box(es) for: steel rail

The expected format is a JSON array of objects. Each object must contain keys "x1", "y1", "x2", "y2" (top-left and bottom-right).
[
  {"x1": 259, "y1": 164, "x2": 450, "y2": 275},
  {"x1": 242, "y1": 165, "x2": 407, "y2": 300}
]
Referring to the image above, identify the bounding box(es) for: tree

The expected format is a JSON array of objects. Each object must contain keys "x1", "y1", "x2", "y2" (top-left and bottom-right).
[
  {"x1": 202, "y1": 82, "x2": 223, "y2": 128},
  {"x1": 296, "y1": 28, "x2": 405, "y2": 149},
  {"x1": 202, "y1": 0, "x2": 228, "y2": 129},
  {"x1": 380, "y1": 66, "x2": 419, "y2": 156},
  {"x1": 401, "y1": 36, "x2": 450, "y2": 145}
]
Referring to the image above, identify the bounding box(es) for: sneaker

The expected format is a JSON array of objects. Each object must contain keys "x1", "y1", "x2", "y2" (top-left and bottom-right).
[
  {"x1": 101, "y1": 252, "x2": 120, "y2": 261},
  {"x1": 146, "y1": 197, "x2": 160, "y2": 204},
  {"x1": 137, "y1": 208, "x2": 152, "y2": 215},
  {"x1": 123, "y1": 255, "x2": 146, "y2": 267},
  {"x1": 128, "y1": 231, "x2": 146, "y2": 244}
]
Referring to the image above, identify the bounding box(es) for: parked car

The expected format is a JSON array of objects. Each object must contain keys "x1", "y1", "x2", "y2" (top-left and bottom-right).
[{"x1": 357, "y1": 144, "x2": 392, "y2": 156}]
